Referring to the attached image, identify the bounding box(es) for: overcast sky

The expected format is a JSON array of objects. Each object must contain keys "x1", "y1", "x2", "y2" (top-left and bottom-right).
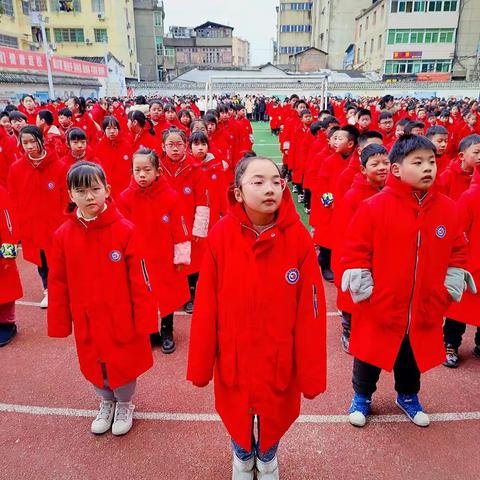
[{"x1": 162, "y1": 0, "x2": 278, "y2": 65}]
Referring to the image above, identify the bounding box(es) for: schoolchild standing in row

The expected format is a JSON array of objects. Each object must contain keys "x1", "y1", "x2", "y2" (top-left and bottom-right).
[
  {"x1": 159, "y1": 128, "x2": 210, "y2": 315},
  {"x1": 61, "y1": 128, "x2": 98, "y2": 166},
  {"x1": 187, "y1": 156, "x2": 326, "y2": 480},
  {"x1": 342, "y1": 135, "x2": 475, "y2": 427},
  {"x1": 48, "y1": 161, "x2": 157, "y2": 436},
  {"x1": 7, "y1": 126, "x2": 68, "y2": 309},
  {"x1": 118, "y1": 148, "x2": 191, "y2": 353}
]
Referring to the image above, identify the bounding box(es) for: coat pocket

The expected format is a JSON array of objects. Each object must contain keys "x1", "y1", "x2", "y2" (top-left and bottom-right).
[
  {"x1": 110, "y1": 303, "x2": 136, "y2": 345},
  {"x1": 275, "y1": 340, "x2": 294, "y2": 392},
  {"x1": 217, "y1": 334, "x2": 238, "y2": 387},
  {"x1": 71, "y1": 305, "x2": 91, "y2": 343}
]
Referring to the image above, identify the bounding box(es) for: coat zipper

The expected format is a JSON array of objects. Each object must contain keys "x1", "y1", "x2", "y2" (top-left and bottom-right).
[
  {"x1": 141, "y1": 259, "x2": 153, "y2": 292},
  {"x1": 312, "y1": 284, "x2": 318, "y2": 318},
  {"x1": 406, "y1": 199, "x2": 422, "y2": 335},
  {"x1": 3, "y1": 208, "x2": 12, "y2": 235}
]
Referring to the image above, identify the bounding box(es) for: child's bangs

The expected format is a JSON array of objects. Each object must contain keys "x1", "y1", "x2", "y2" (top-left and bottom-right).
[{"x1": 68, "y1": 163, "x2": 105, "y2": 190}]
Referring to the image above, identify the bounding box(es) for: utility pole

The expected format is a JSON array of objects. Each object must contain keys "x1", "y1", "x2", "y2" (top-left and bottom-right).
[{"x1": 40, "y1": 15, "x2": 55, "y2": 99}]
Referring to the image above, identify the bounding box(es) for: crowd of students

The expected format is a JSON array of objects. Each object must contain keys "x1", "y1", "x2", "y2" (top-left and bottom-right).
[{"x1": 0, "y1": 91, "x2": 479, "y2": 480}]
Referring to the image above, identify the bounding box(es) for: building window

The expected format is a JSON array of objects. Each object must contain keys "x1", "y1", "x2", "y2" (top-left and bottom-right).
[
  {"x1": 50, "y1": 1, "x2": 82, "y2": 12},
  {"x1": 385, "y1": 58, "x2": 452, "y2": 74},
  {"x1": 443, "y1": 1, "x2": 457, "y2": 11},
  {"x1": 94, "y1": 28, "x2": 108, "y2": 43},
  {"x1": 54, "y1": 28, "x2": 84, "y2": 42},
  {"x1": 22, "y1": 0, "x2": 48, "y2": 13},
  {"x1": 428, "y1": 1, "x2": 442, "y2": 11},
  {"x1": 281, "y1": 24, "x2": 312, "y2": 33},
  {"x1": 155, "y1": 36, "x2": 163, "y2": 56},
  {"x1": 387, "y1": 28, "x2": 455, "y2": 44},
  {"x1": 414, "y1": 0, "x2": 426, "y2": 11},
  {"x1": 91, "y1": 0, "x2": 104, "y2": 12},
  {"x1": 280, "y1": 3, "x2": 312, "y2": 11},
  {"x1": 0, "y1": 33, "x2": 18, "y2": 48},
  {"x1": 165, "y1": 47, "x2": 175, "y2": 58},
  {"x1": 154, "y1": 11, "x2": 163, "y2": 27},
  {"x1": 0, "y1": 0, "x2": 14, "y2": 16}
]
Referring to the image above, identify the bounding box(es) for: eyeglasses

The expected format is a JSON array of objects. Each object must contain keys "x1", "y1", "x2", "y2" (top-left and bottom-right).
[
  {"x1": 241, "y1": 178, "x2": 287, "y2": 191},
  {"x1": 165, "y1": 142, "x2": 184, "y2": 148},
  {"x1": 71, "y1": 186, "x2": 105, "y2": 198}
]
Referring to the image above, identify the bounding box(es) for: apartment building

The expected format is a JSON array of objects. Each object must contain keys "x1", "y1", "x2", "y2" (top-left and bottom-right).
[
  {"x1": 133, "y1": 0, "x2": 165, "y2": 81},
  {"x1": 0, "y1": 0, "x2": 138, "y2": 78},
  {"x1": 311, "y1": 0, "x2": 373, "y2": 70},
  {"x1": 232, "y1": 36, "x2": 250, "y2": 67},
  {"x1": 353, "y1": 0, "x2": 478, "y2": 80},
  {"x1": 163, "y1": 21, "x2": 234, "y2": 78},
  {"x1": 274, "y1": 0, "x2": 313, "y2": 65}
]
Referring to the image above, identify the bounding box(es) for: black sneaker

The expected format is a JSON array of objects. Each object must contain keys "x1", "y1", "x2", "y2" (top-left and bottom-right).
[
  {"x1": 161, "y1": 328, "x2": 176, "y2": 354},
  {"x1": 149, "y1": 332, "x2": 162, "y2": 348},
  {"x1": 443, "y1": 344, "x2": 459, "y2": 368},
  {"x1": 0, "y1": 323, "x2": 17, "y2": 347},
  {"x1": 184, "y1": 300, "x2": 194, "y2": 315},
  {"x1": 341, "y1": 328, "x2": 351, "y2": 354},
  {"x1": 321, "y1": 268, "x2": 334, "y2": 283},
  {"x1": 473, "y1": 345, "x2": 480, "y2": 358}
]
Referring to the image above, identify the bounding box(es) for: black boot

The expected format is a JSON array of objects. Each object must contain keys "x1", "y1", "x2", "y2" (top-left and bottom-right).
[
  {"x1": 160, "y1": 315, "x2": 176, "y2": 354},
  {"x1": 149, "y1": 331, "x2": 162, "y2": 348}
]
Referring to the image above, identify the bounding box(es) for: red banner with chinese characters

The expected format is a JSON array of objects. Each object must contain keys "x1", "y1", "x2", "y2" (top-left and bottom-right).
[
  {"x1": 393, "y1": 51, "x2": 423, "y2": 59},
  {"x1": 0, "y1": 46, "x2": 107, "y2": 78}
]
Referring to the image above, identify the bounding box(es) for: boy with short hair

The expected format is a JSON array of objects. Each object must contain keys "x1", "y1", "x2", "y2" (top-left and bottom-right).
[
  {"x1": 439, "y1": 134, "x2": 480, "y2": 200},
  {"x1": 356, "y1": 108, "x2": 372, "y2": 134},
  {"x1": 313, "y1": 125, "x2": 359, "y2": 281},
  {"x1": 404, "y1": 121, "x2": 425, "y2": 136},
  {"x1": 377, "y1": 111, "x2": 395, "y2": 146},
  {"x1": 426, "y1": 125, "x2": 451, "y2": 174},
  {"x1": 58, "y1": 108, "x2": 73, "y2": 135},
  {"x1": 341, "y1": 134, "x2": 475, "y2": 427},
  {"x1": 333, "y1": 143, "x2": 390, "y2": 353}
]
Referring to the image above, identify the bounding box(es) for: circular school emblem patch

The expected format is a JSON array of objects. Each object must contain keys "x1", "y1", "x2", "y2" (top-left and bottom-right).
[
  {"x1": 83, "y1": 125, "x2": 87, "y2": 130},
  {"x1": 123, "y1": 154, "x2": 129, "y2": 161},
  {"x1": 183, "y1": 186, "x2": 192, "y2": 195},
  {"x1": 47, "y1": 181, "x2": 55, "y2": 190},
  {"x1": 110, "y1": 250, "x2": 122, "y2": 262},
  {"x1": 162, "y1": 214, "x2": 170, "y2": 223},
  {"x1": 436, "y1": 225, "x2": 446, "y2": 239},
  {"x1": 285, "y1": 268, "x2": 300, "y2": 285},
  {"x1": 211, "y1": 174, "x2": 217, "y2": 181}
]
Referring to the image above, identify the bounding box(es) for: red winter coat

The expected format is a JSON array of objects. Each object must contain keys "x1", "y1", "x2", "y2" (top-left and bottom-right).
[
  {"x1": 72, "y1": 112, "x2": 100, "y2": 146},
  {"x1": 118, "y1": 177, "x2": 190, "y2": 316},
  {"x1": 160, "y1": 154, "x2": 209, "y2": 273},
  {"x1": 128, "y1": 126, "x2": 161, "y2": 155},
  {"x1": 187, "y1": 188, "x2": 326, "y2": 453},
  {"x1": 95, "y1": 136, "x2": 133, "y2": 197},
  {"x1": 0, "y1": 186, "x2": 23, "y2": 304},
  {"x1": 341, "y1": 176, "x2": 467, "y2": 372},
  {"x1": 44, "y1": 125, "x2": 67, "y2": 158},
  {"x1": 197, "y1": 154, "x2": 229, "y2": 228},
  {"x1": 289, "y1": 125, "x2": 314, "y2": 184},
  {"x1": 47, "y1": 204, "x2": 156, "y2": 389},
  {"x1": 331, "y1": 174, "x2": 382, "y2": 312},
  {"x1": 446, "y1": 168, "x2": 480, "y2": 326},
  {"x1": 438, "y1": 158, "x2": 472, "y2": 201},
  {"x1": 234, "y1": 117, "x2": 253, "y2": 163},
  {"x1": 0, "y1": 126, "x2": 17, "y2": 188},
  {"x1": 336, "y1": 151, "x2": 361, "y2": 201},
  {"x1": 312, "y1": 151, "x2": 353, "y2": 248},
  {"x1": 7, "y1": 151, "x2": 68, "y2": 266}
]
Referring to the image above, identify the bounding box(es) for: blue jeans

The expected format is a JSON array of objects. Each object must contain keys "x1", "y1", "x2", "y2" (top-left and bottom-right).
[{"x1": 231, "y1": 416, "x2": 279, "y2": 463}]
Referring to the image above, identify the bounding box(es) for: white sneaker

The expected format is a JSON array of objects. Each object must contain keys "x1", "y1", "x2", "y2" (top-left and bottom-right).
[
  {"x1": 40, "y1": 289, "x2": 48, "y2": 309},
  {"x1": 91, "y1": 400, "x2": 115, "y2": 434},
  {"x1": 111, "y1": 402, "x2": 135, "y2": 436},
  {"x1": 232, "y1": 454, "x2": 255, "y2": 480},
  {"x1": 256, "y1": 455, "x2": 279, "y2": 480}
]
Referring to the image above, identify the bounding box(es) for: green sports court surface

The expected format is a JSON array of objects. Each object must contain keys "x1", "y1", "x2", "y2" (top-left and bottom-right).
[{"x1": 252, "y1": 121, "x2": 309, "y2": 225}]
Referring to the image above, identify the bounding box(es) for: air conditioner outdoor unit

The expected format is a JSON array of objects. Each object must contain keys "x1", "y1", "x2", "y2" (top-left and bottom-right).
[
  {"x1": 86, "y1": 38, "x2": 92, "y2": 45},
  {"x1": 49, "y1": 43, "x2": 57, "y2": 51},
  {"x1": 98, "y1": 12, "x2": 106, "y2": 20}
]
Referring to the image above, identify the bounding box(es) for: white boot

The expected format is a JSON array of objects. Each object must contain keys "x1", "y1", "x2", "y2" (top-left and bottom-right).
[
  {"x1": 111, "y1": 402, "x2": 135, "y2": 436},
  {"x1": 232, "y1": 454, "x2": 255, "y2": 480},
  {"x1": 40, "y1": 289, "x2": 48, "y2": 309},
  {"x1": 91, "y1": 400, "x2": 115, "y2": 434},
  {"x1": 256, "y1": 455, "x2": 279, "y2": 480}
]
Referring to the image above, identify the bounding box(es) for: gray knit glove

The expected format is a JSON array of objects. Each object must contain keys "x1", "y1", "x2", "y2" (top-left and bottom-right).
[
  {"x1": 444, "y1": 267, "x2": 477, "y2": 303},
  {"x1": 341, "y1": 268, "x2": 374, "y2": 303}
]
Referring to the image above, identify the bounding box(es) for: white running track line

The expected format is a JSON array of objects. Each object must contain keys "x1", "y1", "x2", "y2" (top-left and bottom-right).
[
  {"x1": 0, "y1": 403, "x2": 479, "y2": 424},
  {"x1": 14, "y1": 300, "x2": 340, "y2": 317}
]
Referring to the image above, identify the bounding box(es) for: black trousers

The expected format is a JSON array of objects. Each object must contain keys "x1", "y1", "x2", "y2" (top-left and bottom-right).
[
  {"x1": 444, "y1": 318, "x2": 480, "y2": 348},
  {"x1": 37, "y1": 249, "x2": 48, "y2": 290},
  {"x1": 303, "y1": 188, "x2": 311, "y2": 209},
  {"x1": 187, "y1": 272, "x2": 199, "y2": 299},
  {"x1": 352, "y1": 336, "x2": 420, "y2": 396},
  {"x1": 318, "y1": 246, "x2": 332, "y2": 271}
]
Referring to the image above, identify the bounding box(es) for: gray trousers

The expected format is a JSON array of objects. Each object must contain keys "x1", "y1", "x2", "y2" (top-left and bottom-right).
[{"x1": 93, "y1": 364, "x2": 137, "y2": 402}]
